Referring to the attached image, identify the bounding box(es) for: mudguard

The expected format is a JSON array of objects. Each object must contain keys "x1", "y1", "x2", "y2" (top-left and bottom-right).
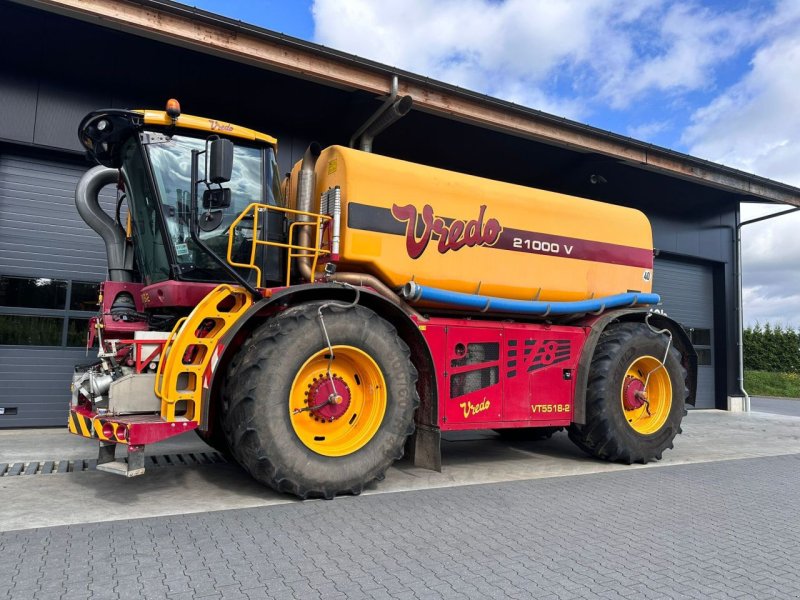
[{"x1": 198, "y1": 284, "x2": 437, "y2": 450}]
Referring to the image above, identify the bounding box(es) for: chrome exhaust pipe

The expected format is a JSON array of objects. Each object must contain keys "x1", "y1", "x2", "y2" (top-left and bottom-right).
[
  {"x1": 295, "y1": 142, "x2": 322, "y2": 281},
  {"x1": 75, "y1": 166, "x2": 132, "y2": 282}
]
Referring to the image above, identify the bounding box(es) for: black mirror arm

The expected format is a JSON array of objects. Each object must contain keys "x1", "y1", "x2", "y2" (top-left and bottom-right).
[{"x1": 189, "y1": 148, "x2": 262, "y2": 300}]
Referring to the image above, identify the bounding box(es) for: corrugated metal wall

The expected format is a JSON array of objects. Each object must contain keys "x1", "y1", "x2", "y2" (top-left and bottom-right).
[
  {"x1": 653, "y1": 258, "x2": 716, "y2": 408},
  {"x1": 0, "y1": 154, "x2": 111, "y2": 279},
  {"x1": 0, "y1": 152, "x2": 114, "y2": 427}
]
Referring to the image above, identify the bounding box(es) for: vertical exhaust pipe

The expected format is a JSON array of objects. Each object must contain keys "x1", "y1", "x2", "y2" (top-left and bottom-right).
[
  {"x1": 358, "y1": 95, "x2": 413, "y2": 152},
  {"x1": 75, "y1": 166, "x2": 133, "y2": 282},
  {"x1": 295, "y1": 142, "x2": 322, "y2": 281}
]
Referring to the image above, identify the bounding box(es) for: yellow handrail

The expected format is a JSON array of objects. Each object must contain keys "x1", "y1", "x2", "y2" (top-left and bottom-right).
[
  {"x1": 154, "y1": 316, "x2": 187, "y2": 400},
  {"x1": 226, "y1": 203, "x2": 331, "y2": 288}
]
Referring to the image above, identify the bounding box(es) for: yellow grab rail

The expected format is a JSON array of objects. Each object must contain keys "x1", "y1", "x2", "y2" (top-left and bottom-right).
[{"x1": 226, "y1": 203, "x2": 331, "y2": 288}]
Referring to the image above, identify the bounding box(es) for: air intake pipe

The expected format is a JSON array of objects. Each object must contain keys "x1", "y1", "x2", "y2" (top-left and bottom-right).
[
  {"x1": 295, "y1": 142, "x2": 322, "y2": 281},
  {"x1": 358, "y1": 95, "x2": 413, "y2": 152},
  {"x1": 75, "y1": 166, "x2": 133, "y2": 282}
]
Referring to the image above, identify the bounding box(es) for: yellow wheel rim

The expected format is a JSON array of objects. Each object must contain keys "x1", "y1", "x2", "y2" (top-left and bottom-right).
[
  {"x1": 289, "y1": 345, "x2": 387, "y2": 457},
  {"x1": 620, "y1": 355, "x2": 672, "y2": 435}
]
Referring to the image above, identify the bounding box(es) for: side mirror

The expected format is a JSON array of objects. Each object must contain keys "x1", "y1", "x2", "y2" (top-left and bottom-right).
[
  {"x1": 202, "y1": 187, "x2": 231, "y2": 209},
  {"x1": 208, "y1": 138, "x2": 234, "y2": 183}
]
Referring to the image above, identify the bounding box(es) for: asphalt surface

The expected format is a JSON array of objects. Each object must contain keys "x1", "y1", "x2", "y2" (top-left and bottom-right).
[
  {"x1": 2, "y1": 453, "x2": 800, "y2": 600},
  {"x1": 750, "y1": 395, "x2": 800, "y2": 417}
]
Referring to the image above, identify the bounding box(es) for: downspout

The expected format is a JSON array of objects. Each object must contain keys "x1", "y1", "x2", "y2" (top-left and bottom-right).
[
  {"x1": 75, "y1": 166, "x2": 133, "y2": 282},
  {"x1": 736, "y1": 205, "x2": 800, "y2": 412}
]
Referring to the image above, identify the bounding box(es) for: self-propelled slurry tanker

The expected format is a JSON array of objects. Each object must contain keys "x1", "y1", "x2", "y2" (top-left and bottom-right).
[{"x1": 69, "y1": 99, "x2": 696, "y2": 498}]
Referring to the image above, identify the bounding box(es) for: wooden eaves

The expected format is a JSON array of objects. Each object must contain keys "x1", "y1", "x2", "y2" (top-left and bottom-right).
[{"x1": 14, "y1": 0, "x2": 800, "y2": 207}]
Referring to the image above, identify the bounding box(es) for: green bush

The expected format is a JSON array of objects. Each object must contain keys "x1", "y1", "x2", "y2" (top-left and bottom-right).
[
  {"x1": 743, "y1": 323, "x2": 800, "y2": 373},
  {"x1": 744, "y1": 370, "x2": 800, "y2": 398}
]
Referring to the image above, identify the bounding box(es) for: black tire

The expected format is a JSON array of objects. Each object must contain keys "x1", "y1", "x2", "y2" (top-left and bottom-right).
[
  {"x1": 568, "y1": 322, "x2": 688, "y2": 464},
  {"x1": 194, "y1": 427, "x2": 231, "y2": 458},
  {"x1": 221, "y1": 302, "x2": 419, "y2": 499},
  {"x1": 494, "y1": 427, "x2": 562, "y2": 441}
]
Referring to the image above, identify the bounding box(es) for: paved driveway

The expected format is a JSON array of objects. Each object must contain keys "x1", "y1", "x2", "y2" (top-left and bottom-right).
[{"x1": 1, "y1": 409, "x2": 799, "y2": 599}]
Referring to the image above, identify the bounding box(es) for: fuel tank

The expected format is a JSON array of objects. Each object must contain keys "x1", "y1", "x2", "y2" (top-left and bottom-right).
[{"x1": 291, "y1": 146, "x2": 654, "y2": 303}]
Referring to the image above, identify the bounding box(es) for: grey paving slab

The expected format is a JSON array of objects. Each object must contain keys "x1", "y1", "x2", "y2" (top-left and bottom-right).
[
  {"x1": 2, "y1": 454, "x2": 799, "y2": 599},
  {"x1": 1, "y1": 410, "x2": 800, "y2": 532}
]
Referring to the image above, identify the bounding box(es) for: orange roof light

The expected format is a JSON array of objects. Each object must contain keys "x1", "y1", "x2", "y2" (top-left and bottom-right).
[{"x1": 165, "y1": 98, "x2": 181, "y2": 120}]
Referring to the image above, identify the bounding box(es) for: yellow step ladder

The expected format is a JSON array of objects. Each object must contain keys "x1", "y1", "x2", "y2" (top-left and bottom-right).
[{"x1": 155, "y1": 284, "x2": 254, "y2": 422}]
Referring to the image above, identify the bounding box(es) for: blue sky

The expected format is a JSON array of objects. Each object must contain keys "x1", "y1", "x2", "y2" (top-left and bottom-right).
[{"x1": 190, "y1": 0, "x2": 800, "y2": 326}]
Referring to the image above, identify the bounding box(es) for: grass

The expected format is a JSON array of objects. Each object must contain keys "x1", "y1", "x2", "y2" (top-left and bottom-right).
[{"x1": 744, "y1": 370, "x2": 800, "y2": 398}]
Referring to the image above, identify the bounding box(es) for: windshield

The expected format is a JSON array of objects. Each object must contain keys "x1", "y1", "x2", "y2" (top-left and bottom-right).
[{"x1": 141, "y1": 133, "x2": 278, "y2": 282}]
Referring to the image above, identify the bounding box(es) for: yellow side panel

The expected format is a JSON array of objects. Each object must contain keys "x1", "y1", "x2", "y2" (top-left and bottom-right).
[{"x1": 295, "y1": 146, "x2": 654, "y2": 303}]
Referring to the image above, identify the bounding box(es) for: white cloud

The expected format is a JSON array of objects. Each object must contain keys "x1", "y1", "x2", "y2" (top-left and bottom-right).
[
  {"x1": 683, "y1": 34, "x2": 800, "y2": 185},
  {"x1": 626, "y1": 120, "x2": 671, "y2": 141},
  {"x1": 681, "y1": 2, "x2": 800, "y2": 328},
  {"x1": 740, "y1": 205, "x2": 800, "y2": 327},
  {"x1": 312, "y1": 0, "x2": 800, "y2": 328},
  {"x1": 312, "y1": 0, "x2": 764, "y2": 118}
]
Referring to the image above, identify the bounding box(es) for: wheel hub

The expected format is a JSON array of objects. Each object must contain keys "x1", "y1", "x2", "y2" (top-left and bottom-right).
[
  {"x1": 623, "y1": 376, "x2": 646, "y2": 411},
  {"x1": 306, "y1": 376, "x2": 351, "y2": 421}
]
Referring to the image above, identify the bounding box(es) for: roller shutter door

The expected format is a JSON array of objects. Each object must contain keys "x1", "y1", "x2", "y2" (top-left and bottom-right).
[
  {"x1": 0, "y1": 152, "x2": 114, "y2": 427},
  {"x1": 652, "y1": 258, "x2": 715, "y2": 409}
]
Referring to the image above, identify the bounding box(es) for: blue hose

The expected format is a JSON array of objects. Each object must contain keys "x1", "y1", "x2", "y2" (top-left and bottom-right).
[{"x1": 401, "y1": 282, "x2": 659, "y2": 316}]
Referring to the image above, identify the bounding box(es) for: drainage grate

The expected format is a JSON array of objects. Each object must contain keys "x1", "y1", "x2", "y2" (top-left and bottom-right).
[{"x1": 0, "y1": 452, "x2": 227, "y2": 477}]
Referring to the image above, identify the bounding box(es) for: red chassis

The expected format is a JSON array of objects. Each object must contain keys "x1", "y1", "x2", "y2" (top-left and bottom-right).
[
  {"x1": 72, "y1": 281, "x2": 590, "y2": 447},
  {"x1": 421, "y1": 317, "x2": 588, "y2": 431}
]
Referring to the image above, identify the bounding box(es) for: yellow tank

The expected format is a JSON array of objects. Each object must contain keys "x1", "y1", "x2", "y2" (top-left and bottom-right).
[{"x1": 290, "y1": 146, "x2": 654, "y2": 303}]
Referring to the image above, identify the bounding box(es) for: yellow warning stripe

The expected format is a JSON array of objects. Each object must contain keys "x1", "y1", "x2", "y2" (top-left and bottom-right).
[
  {"x1": 68, "y1": 411, "x2": 93, "y2": 439},
  {"x1": 67, "y1": 412, "x2": 77, "y2": 435}
]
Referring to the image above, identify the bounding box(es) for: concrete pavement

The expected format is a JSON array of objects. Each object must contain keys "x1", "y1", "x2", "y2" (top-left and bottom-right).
[{"x1": 1, "y1": 409, "x2": 799, "y2": 532}]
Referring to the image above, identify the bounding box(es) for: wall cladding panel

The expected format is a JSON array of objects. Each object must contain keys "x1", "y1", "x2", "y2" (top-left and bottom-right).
[
  {"x1": 0, "y1": 154, "x2": 115, "y2": 280},
  {"x1": 33, "y1": 83, "x2": 109, "y2": 152},
  {"x1": 0, "y1": 72, "x2": 38, "y2": 144}
]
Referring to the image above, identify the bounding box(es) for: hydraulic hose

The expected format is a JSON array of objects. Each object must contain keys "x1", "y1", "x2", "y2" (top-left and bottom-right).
[{"x1": 401, "y1": 282, "x2": 660, "y2": 316}]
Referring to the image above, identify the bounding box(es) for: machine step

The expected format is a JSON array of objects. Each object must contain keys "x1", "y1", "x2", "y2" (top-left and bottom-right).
[{"x1": 96, "y1": 442, "x2": 145, "y2": 477}]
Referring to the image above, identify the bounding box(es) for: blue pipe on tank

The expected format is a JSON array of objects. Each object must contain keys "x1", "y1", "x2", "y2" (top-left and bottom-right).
[{"x1": 400, "y1": 282, "x2": 660, "y2": 316}]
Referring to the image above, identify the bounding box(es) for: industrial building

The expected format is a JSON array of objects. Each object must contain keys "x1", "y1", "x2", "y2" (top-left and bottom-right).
[{"x1": 2, "y1": 0, "x2": 799, "y2": 427}]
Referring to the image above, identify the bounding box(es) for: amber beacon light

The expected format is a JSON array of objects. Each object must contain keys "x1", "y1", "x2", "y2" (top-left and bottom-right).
[{"x1": 165, "y1": 98, "x2": 181, "y2": 120}]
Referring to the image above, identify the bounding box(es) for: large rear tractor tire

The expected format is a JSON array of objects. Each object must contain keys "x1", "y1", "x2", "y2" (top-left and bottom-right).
[
  {"x1": 568, "y1": 322, "x2": 688, "y2": 464},
  {"x1": 221, "y1": 302, "x2": 419, "y2": 499}
]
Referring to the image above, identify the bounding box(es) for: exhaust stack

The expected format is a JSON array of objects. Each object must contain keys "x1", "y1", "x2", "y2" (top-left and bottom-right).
[
  {"x1": 75, "y1": 166, "x2": 133, "y2": 282},
  {"x1": 295, "y1": 142, "x2": 322, "y2": 281},
  {"x1": 358, "y1": 95, "x2": 413, "y2": 152}
]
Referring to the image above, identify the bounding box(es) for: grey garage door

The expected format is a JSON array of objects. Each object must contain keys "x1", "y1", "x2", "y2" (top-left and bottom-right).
[
  {"x1": 652, "y1": 258, "x2": 715, "y2": 409},
  {"x1": 0, "y1": 152, "x2": 114, "y2": 427}
]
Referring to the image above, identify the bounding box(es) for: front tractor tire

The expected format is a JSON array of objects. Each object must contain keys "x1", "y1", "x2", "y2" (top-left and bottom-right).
[
  {"x1": 222, "y1": 302, "x2": 418, "y2": 499},
  {"x1": 568, "y1": 322, "x2": 688, "y2": 464}
]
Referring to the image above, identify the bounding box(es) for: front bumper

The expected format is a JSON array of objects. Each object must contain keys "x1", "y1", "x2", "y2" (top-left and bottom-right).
[{"x1": 68, "y1": 406, "x2": 197, "y2": 446}]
